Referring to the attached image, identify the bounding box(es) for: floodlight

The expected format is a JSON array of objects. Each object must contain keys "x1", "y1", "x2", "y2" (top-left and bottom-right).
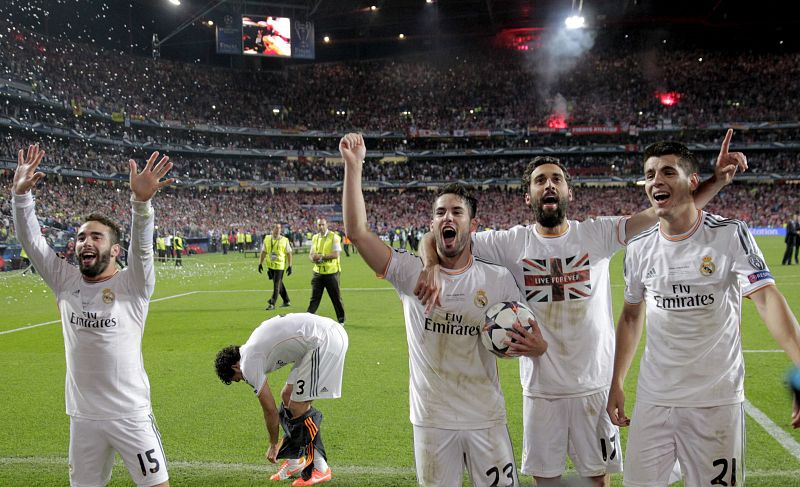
[
  {"x1": 565, "y1": 15, "x2": 585, "y2": 29},
  {"x1": 168, "y1": 0, "x2": 181, "y2": 5}
]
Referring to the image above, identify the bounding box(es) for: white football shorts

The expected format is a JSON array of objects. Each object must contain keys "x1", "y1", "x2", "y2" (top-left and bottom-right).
[
  {"x1": 287, "y1": 322, "x2": 348, "y2": 401},
  {"x1": 521, "y1": 390, "x2": 623, "y2": 478},
  {"x1": 69, "y1": 414, "x2": 169, "y2": 487},
  {"x1": 623, "y1": 402, "x2": 744, "y2": 487},
  {"x1": 413, "y1": 423, "x2": 519, "y2": 487}
]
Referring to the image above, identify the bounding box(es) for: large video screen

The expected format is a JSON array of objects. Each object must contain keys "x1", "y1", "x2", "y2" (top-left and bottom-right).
[{"x1": 242, "y1": 16, "x2": 291, "y2": 57}]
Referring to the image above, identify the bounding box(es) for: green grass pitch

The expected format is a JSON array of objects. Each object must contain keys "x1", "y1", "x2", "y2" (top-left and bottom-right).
[{"x1": 1, "y1": 237, "x2": 799, "y2": 486}]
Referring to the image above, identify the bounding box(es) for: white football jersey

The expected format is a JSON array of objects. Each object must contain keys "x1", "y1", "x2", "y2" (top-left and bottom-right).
[
  {"x1": 624, "y1": 211, "x2": 774, "y2": 407},
  {"x1": 240, "y1": 313, "x2": 340, "y2": 395},
  {"x1": 473, "y1": 217, "x2": 627, "y2": 398},
  {"x1": 383, "y1": 249, "x2": 524, "y2": 430},
  {"x1": 13, "y1": 192, "x2": 157, "y2": 420}
]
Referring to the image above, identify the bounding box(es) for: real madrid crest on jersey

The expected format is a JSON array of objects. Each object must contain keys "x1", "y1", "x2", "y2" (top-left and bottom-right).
[
  {"x1": 700, "y1": 256, "x2": 716, "y2": 276},
  {"x1": 474, "y1": 289, "x2": 488, "y2": 308},
  {"x1": 102, "y1": 288, "x2": 115, "y2": 304}
]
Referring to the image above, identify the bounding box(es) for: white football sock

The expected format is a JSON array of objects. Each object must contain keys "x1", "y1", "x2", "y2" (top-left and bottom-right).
[{"x1": 313, "y1": 449, "x2": 328, "y2": 472}]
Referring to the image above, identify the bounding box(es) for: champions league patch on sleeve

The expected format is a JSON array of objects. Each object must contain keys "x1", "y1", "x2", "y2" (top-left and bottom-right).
[{"x1": 747, "y1": 270, "x2": 773, "y2": 284}]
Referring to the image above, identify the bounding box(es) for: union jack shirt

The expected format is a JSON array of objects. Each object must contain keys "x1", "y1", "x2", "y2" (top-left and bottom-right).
[{"x1": 473, "y1": 217, "x2": 627, "y2": 397}]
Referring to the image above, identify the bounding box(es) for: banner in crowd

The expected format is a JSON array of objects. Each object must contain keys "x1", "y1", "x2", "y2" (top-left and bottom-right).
[
  {"x1": 292, "y1": 21, "x2": 315, "y2": 60},
  {"x1": 216, "y1": 27, "x2": 241, "y2": 55},
  {"x1": 750, "y1": 227, "x2": 786, "y2": 237}
]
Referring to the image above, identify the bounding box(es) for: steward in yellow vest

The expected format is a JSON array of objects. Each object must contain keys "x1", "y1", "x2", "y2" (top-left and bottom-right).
[
  {"x1": 306, "y1": 218, "x2": 345, "y2": 324},
  {"x1": 258, "y1": 223, "x2": 293, "y2": 310}
]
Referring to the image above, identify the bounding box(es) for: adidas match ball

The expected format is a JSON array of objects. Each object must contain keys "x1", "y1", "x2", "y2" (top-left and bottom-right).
[{"x1": 482, "y1": 301, "x2": 536, "y2": 358}]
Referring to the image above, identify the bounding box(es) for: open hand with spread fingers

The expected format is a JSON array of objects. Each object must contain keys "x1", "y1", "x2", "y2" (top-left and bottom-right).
[
  {"x1": 12, "y1": 144, "x2": 46, "y2": 195},
  {"x1": 129, "y1": 151, "x2": 175, "y2": 202}
]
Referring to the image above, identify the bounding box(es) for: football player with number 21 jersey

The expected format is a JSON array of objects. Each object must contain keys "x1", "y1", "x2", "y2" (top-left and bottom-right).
[{"x1": 607, "y1": 140, "x2": 800, "y2": 487}]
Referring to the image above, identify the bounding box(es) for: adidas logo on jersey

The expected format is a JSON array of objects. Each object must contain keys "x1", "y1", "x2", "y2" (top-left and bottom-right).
[
  {"x1": 646, "y1": 267, "x2": 657, "y2": 279},
  {"x1": 321, "y1": 387, "x2": 328, "y2": 393}
]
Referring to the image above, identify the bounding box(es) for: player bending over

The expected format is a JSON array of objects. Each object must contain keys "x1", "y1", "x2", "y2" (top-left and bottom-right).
[{"x1": 215, "y1": 313, "x2": 348, "y2": 486}]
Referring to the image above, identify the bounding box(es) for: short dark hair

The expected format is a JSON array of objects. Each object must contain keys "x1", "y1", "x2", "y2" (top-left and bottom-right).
[
  {"x1": 643, "y1": 141, "x2": 699, "y2": 175},
  {"x1": 214, "y1": 345, "x2": 241, "y2": 385},
  {"x1": 84, "y1": 213, "x2": 122, "y2": 246},
  {"x1": 522, "y1": 156, "x2": 572, "y2": 191},
  {"x1": 435, "y1": 183, "x2": 478, "y2": 219}
]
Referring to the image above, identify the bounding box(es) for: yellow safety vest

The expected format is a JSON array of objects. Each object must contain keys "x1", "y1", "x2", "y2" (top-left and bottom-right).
[
  {"x1": 221, "y1": 233, "x2": 229, "y2": 244},
  {"x1": 311, "y1": 232, "x2": 341, "y2": 274},
  {"x1": 156, "y1": 237, "x2": 166, "y2": 251},
  {"x1": 174, "y1": 237, "x2": 184, "y2": 251},
  {"x1": 263, "y1": 235, "x2": 290, "y2": 270}
]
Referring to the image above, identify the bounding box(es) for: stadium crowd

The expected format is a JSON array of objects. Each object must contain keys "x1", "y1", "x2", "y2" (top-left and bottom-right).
[
  {"x1": 2, "y1": 134, "x2": 799, "y2": 182},
  {"x1": 2, "y1": 22, "x2": 800, "y2": 133},
  {"x1": 1, "y1": 175, "x2": 796, "y2": 245}
]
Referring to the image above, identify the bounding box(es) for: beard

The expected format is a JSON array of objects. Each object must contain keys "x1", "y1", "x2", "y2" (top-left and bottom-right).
[
  {"x1": 79, "y1": 248, "x2": 112, "y2": 278},
  {"x1": 435, "y1": 230, "x2": 469, "y2": 259},
  {"x1": 531, "y1": 195, "x2": 569, "y2": 228}
]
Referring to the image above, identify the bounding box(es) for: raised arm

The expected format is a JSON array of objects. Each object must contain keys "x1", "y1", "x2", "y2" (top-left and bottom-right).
[
  {"x1": 127, "y1": 152, "x2": 174, "y2": 298},
  {"x1": 11, "y1": 145, "x2": 69, "y2": 290},
  {"x1": 340, "y1": 133, "x2": 391, "y2": 274},
  {"x1": 748, "y1": 285, "x2": 800, "y2": 428},
  {"x1": 625, "y1": 129, "x2": 748, "y2": 239},
  {"x1": 606, "y1": 300, "x2": 646, "y2": 427}
]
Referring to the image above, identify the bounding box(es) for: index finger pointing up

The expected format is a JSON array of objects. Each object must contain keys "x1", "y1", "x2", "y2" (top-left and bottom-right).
[{"x1": 719, "y1": 128, "x2": 733, "y2": 157}]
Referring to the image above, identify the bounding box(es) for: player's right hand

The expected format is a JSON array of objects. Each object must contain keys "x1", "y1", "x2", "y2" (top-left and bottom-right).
[
  {"x1": 266, "y1": 443, "x2": 279, "y2": 463},
  {"x1": 13, "y1": 144, "x2": 46, "y2": 195},
  {"x1": 258, "y1": 264, "x2": 264, "y2": 274},
  {"x1": 606, "y1": 385, "x2": 630, "y2": 427}
]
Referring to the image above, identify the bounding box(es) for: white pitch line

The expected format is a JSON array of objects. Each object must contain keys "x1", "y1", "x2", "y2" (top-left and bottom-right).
[
  {"x1": 1, "y1": 456, "x2": 799, "y2": 479},
  {"x1": 743, "y1": 350, "x2": 784, "y2": 353},
  {"x1": 0, "y1": 456, "x2": 416, "y2": 475},
  {"x1": 744, "y1": 399, "x2": 800, "y2": 462},
  {"x1": 0, "y1": 287, "x2": 394, "y2": 335},
  {"x1": 0, "y1": 319, "x2": 60, "y2": 335}
]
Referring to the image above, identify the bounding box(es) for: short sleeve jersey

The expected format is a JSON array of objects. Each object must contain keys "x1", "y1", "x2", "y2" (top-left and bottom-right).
[
  {"x1": 624, "y1": 211, "x2": 774, "y2": 407},
  {"x1": 383, "y1": 249, "x2": 524, "y2": 430},
  {"x1": 473, "y1": 217, "x2": 627, "y2": 398},
  {"x1": 240, "y1": 313, "x2": 338, "y2": 395}
]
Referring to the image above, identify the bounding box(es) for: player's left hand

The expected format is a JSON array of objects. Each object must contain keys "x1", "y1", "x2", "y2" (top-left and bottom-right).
[
  {"x1": 504, "y1": 318, "x2": 548, "y2": 358},
  {"x1": 129, "y1": 151, "x2": 174, "y2": 202},
  {"x1": 713, "y1": 129, "x2": 747, "y2": 186},
  {"x1": 266, "y1": 443, "x2": 279, "y2": 463},
  {"x1": 287, "y1": 266, "x2": 293, "y2": 276}
]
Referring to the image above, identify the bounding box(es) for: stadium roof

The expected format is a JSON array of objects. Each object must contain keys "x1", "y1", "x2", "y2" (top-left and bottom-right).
[{"x1": 2, "y1": 0, "x2": 795, "y2": 65}]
